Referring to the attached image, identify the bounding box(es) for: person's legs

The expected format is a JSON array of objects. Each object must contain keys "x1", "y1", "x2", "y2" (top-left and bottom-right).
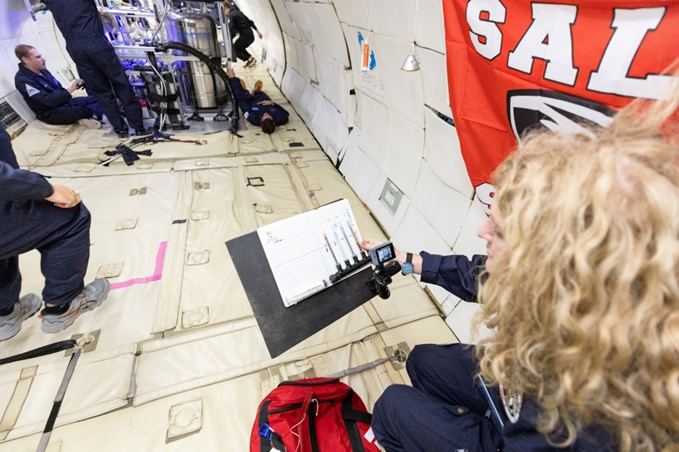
[
  {"x1": 38, "y1": 203, "x2": 91, "y2": 307},
  {"x1": 233, "y1": 33, "x2": 254, "y2": 62},
  {"x1": 40, "y1": 105, "x2": 93, "y2": 125},
  {"x1": 89, "y1": 42, "x2": 144, "y2": 131},
  {"x1": 228, "y1": 77, "x2": 255, "y2": 114},
  {"x1": 69, "y1": 44, "x2": 127, "y2": 134},
  {"x1": 406, "y1": 344, "x2": 491, "y2": 416},
  {"x1": 0, "y1": 201, "x2": 91, "y2": 308},
  {"x1": 0, "y1": 256, "x2": 41, "y2": 341},
  {"x1": 0, "y1": 126, "x2": 19, "y2": 169},
  {"x1": 70, "y1": 96, "x2": 103, "y2": 120},
  {"x1": 372, "y1": 384, "x2": 501, "y2": 452},
  {"x1": 0, "y1": 257, "x2": 21, "y2": 311}
]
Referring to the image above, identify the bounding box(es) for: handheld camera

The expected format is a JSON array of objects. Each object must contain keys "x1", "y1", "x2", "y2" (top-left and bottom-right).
[{"x1": 367, "y1": 242, "x2": 401, "y2": 299}]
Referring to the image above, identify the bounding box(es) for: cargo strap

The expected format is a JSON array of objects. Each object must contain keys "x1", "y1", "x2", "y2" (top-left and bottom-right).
[
  {"x1": 0, "y1": 338, "x2": 91, "y2": 452},
  {"x1": 342, "y1": 390, "x2": 371, "y2": 452},
  {"x1": 36, "y1": 346, "x2": 82, "y2": 452},
  {"x1": 324, "y1": 350, "x2": 406, "y2": 379},
  {"x1": 0, "y1": 340, "x2": 76, "y2": 366}
]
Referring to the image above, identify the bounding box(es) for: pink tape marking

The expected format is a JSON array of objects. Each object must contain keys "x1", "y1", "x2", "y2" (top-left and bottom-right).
[{"x1": 110, "y1": 241, "x2": 168, "y2": 290}]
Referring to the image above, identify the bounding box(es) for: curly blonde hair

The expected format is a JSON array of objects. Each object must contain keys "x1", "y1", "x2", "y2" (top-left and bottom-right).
[{"x1": 475, "y1": 87, "x2": 679, "y2": 450}]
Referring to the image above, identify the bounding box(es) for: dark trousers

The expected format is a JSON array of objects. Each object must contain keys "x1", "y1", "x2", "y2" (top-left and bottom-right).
[
  {"x1": 0, "y1": 201, "x2": 91, "y2": 309},
  {"x1": 40, "y1": 96, "x2": 104, "y2": 125},
  {"x1": 67, "y1": 36, "x2": 144, "y2": 133},
  {"x1": 233, "y1": 31, "x2": 255, "y2": 62},
  {"x1": 0, "y1": 126, "x2": 18, "y2": 169},
  {"x1": 372, "y1": 344, "x2": 502, "y2": 452}
]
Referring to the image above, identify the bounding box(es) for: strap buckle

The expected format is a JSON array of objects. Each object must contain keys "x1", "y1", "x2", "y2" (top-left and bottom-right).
[{"x1": 258, "y1": 423, "x2": 272, "y2": 441}]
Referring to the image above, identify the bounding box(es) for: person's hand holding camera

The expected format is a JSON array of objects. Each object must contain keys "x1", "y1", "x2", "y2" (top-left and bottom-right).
[
  {"x1": 361, "y1": 237, "x2": 422, "y2": 275},
  {"x1": 67, "y1": 79, "x2": 85, "y2": 93}
]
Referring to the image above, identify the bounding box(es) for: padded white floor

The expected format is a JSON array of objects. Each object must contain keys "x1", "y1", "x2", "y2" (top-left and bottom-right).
[{"x1": 0, "y1": 63, "x2": 460, "y2": 451}]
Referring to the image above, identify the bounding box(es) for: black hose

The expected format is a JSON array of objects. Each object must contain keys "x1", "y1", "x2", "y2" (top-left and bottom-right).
[{"x1": 155, "y1": 41, "x2": 239, "y2": 135}]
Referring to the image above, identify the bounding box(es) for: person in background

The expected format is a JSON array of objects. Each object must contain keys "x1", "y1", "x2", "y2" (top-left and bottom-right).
[
  {"x1": 14, "y1": 45, "x2": 102, "y2": 129},
  {"x1": 226, "y1": 67, "x2": 289, "y2": 134},
  {"x1": 363, "y1": 85, "x2": 679, "y2": 450},
  {"x1": 42, "y1": 0, "x2": 152, "y2": 139},
  {"x1": 225, "y1": 1, "x2": 262, "y2": 68}
]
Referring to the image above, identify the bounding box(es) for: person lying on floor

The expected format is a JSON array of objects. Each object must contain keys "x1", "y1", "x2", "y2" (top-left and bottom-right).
[
  {"x1": 226, "y1": 67, "x2": 289, "y2": 134},
  {"x1": 360, "y1": 87, "x2": 679, "y2": 450}
]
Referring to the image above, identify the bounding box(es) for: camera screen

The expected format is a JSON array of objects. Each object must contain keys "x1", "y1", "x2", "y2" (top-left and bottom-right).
[{"x1": 377, "y1": 245, "x2": 394, "y2": 262}]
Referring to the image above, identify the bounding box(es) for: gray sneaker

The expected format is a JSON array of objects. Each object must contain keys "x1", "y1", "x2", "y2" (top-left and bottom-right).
[
  {"x1": 0, "y1": 294, "x2": 42, "y2": 341},
  {"x1": 41, "y1": 279, "x2": 110, "y2": 334}
]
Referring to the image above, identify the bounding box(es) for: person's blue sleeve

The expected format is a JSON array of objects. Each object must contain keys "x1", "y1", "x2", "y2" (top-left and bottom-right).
[
  {"x1": 15, "y1": 76, "x2": 71, "y2": 109},
  {"x1": 0, "y1": 127, "x2": 19, "y2": 169},
  {"x1": 274, "y1": 104, "x2": 289, "y2": 125},
  {"x1": 0, "y1": 161, "x2": 54, "y2": 201},
  {"x1": 419, "y1": 251, "x2": 487, "y2": 302}
]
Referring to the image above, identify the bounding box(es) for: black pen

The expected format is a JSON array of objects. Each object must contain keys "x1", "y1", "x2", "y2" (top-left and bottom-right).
[
  {"x1": 322, "y1": 230, "x2": 342, "y2": 272},
  {"x1": 340, "y1": 224, "x2": 359, "y2": 264}
]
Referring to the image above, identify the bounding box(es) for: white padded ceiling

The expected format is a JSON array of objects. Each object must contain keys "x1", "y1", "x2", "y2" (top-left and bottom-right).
[
  {"x1": 371, "y1": 34, "x2": 424, "y2": 128},
  {"x1": 332, "y1": 0, "x2": 372, "y2": 29},
  {"x1": 422, "y1": 108, "x2": 473, "y2": 198},
  {"x1": 301, "y1": 2, "x2": 350, "y2": 67},
  {"x1": 371, "y1": 0, "x2": 414, "y2": 42},
  {"x1": 413, "y1": 0, "x2": 446, "y2": 53},
  {"x1": 452, "y1": 197, "x2": 489, "y2": 257},
  {"x1": 381, "y1": 111, "x2": 424, "y2": 198},
  {"x1": 270, "y1": 0, "x2": 301, "y2": 41},
  {"x1": 338, "y1": 128, "x2": 382, "y2": 203},
  {"x1": 418, "y1": 46, "x2": 453, "y2": 118},
  {"x1": 357, "y1": 92, "x2": 388, "y2": 167},
  {"x1": 286, "y1": 1, "x2": 314, "y2": 44},
  {"x1": 410, "y1": 160, "x2": 471, "y2": 247},
  {"x1": 315, "y1": 52, "x2": 350, "y2": 115}
]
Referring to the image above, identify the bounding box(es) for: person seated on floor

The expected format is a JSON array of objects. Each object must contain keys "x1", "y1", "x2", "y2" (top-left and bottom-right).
[
  {"x1": 224, "y1": 1, "x2": 263, "y2": 68},
  {"x1": 14, "y1": 44, "x2": 102, "y2": 129},
  {"x1": 361, "y1": 90, "x2": 679, "y2": 450},
  {"x1": 0, "y1": 130, "x2": 109, "y2": 342},
  {"x1": 226, "y1": 67, "x2": 289, "y2": 134}
]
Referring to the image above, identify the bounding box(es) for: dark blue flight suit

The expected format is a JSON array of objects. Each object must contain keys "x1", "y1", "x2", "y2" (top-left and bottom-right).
[
  {"x1": 15, "y1": 63, "x2": 102, "y2": 125},
  {"x1": 43, "y1": 0, "x2": 145, "y2": 135},
  {"x1": 227, "y1": 9, "x2": 258, "y2": 62},
  {"x1": 228, "y1": 77, "x2": 289, "y2": 126},
  {"x1": 0, "y1": 134, "x2": 90, "y2": 311},
  {"x1": 0, "y1": 126, "x2": 19, "y2": 170},
  {"x1": 371, "y1": 252, "x2": 616, "y2": 451}
]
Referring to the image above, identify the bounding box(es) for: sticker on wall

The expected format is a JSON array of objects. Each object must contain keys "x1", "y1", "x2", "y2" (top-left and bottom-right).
[
  {"x1": 357, "y1": 32, "x2": 376, "y2": 71},
  {"x1": 379, "y1": 178, "x2": 403, "y2": 216}
]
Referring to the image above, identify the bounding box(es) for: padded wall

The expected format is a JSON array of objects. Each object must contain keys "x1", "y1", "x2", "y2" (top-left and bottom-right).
[{"x1": 247, "y1": 0, "x2": 487, "y2": 320}]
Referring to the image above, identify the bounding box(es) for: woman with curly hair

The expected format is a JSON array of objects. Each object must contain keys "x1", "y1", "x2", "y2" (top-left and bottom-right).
[{"x1": 368, "y1": 88, "x2": 679, "y2": 451}]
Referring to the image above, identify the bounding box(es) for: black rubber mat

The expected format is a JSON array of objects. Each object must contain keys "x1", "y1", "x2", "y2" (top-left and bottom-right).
[{"x1": 227, "y1": 231, "x2": 376, "y2": 358}]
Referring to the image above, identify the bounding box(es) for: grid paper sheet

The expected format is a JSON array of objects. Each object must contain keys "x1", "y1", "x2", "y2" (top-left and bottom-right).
[{"x1": 257, "y1": 199, "x2": 366, "y2": 306}]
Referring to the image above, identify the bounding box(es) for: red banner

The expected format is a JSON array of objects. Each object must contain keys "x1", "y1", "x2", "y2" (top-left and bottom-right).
[{"x1": 443, "y1": 0, "x2": 679, "y2": 208}]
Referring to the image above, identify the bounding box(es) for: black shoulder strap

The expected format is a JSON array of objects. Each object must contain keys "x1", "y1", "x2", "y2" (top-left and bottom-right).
[
  {"x1": 0, "y1": 340, "x2": 76, "y2": 366},
  {"x1": 258, "y1": 400, "x2": 287, "y2": 452},
  {"x1": 342, "y1": 390, "x2": 371, "y2": 452}
]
